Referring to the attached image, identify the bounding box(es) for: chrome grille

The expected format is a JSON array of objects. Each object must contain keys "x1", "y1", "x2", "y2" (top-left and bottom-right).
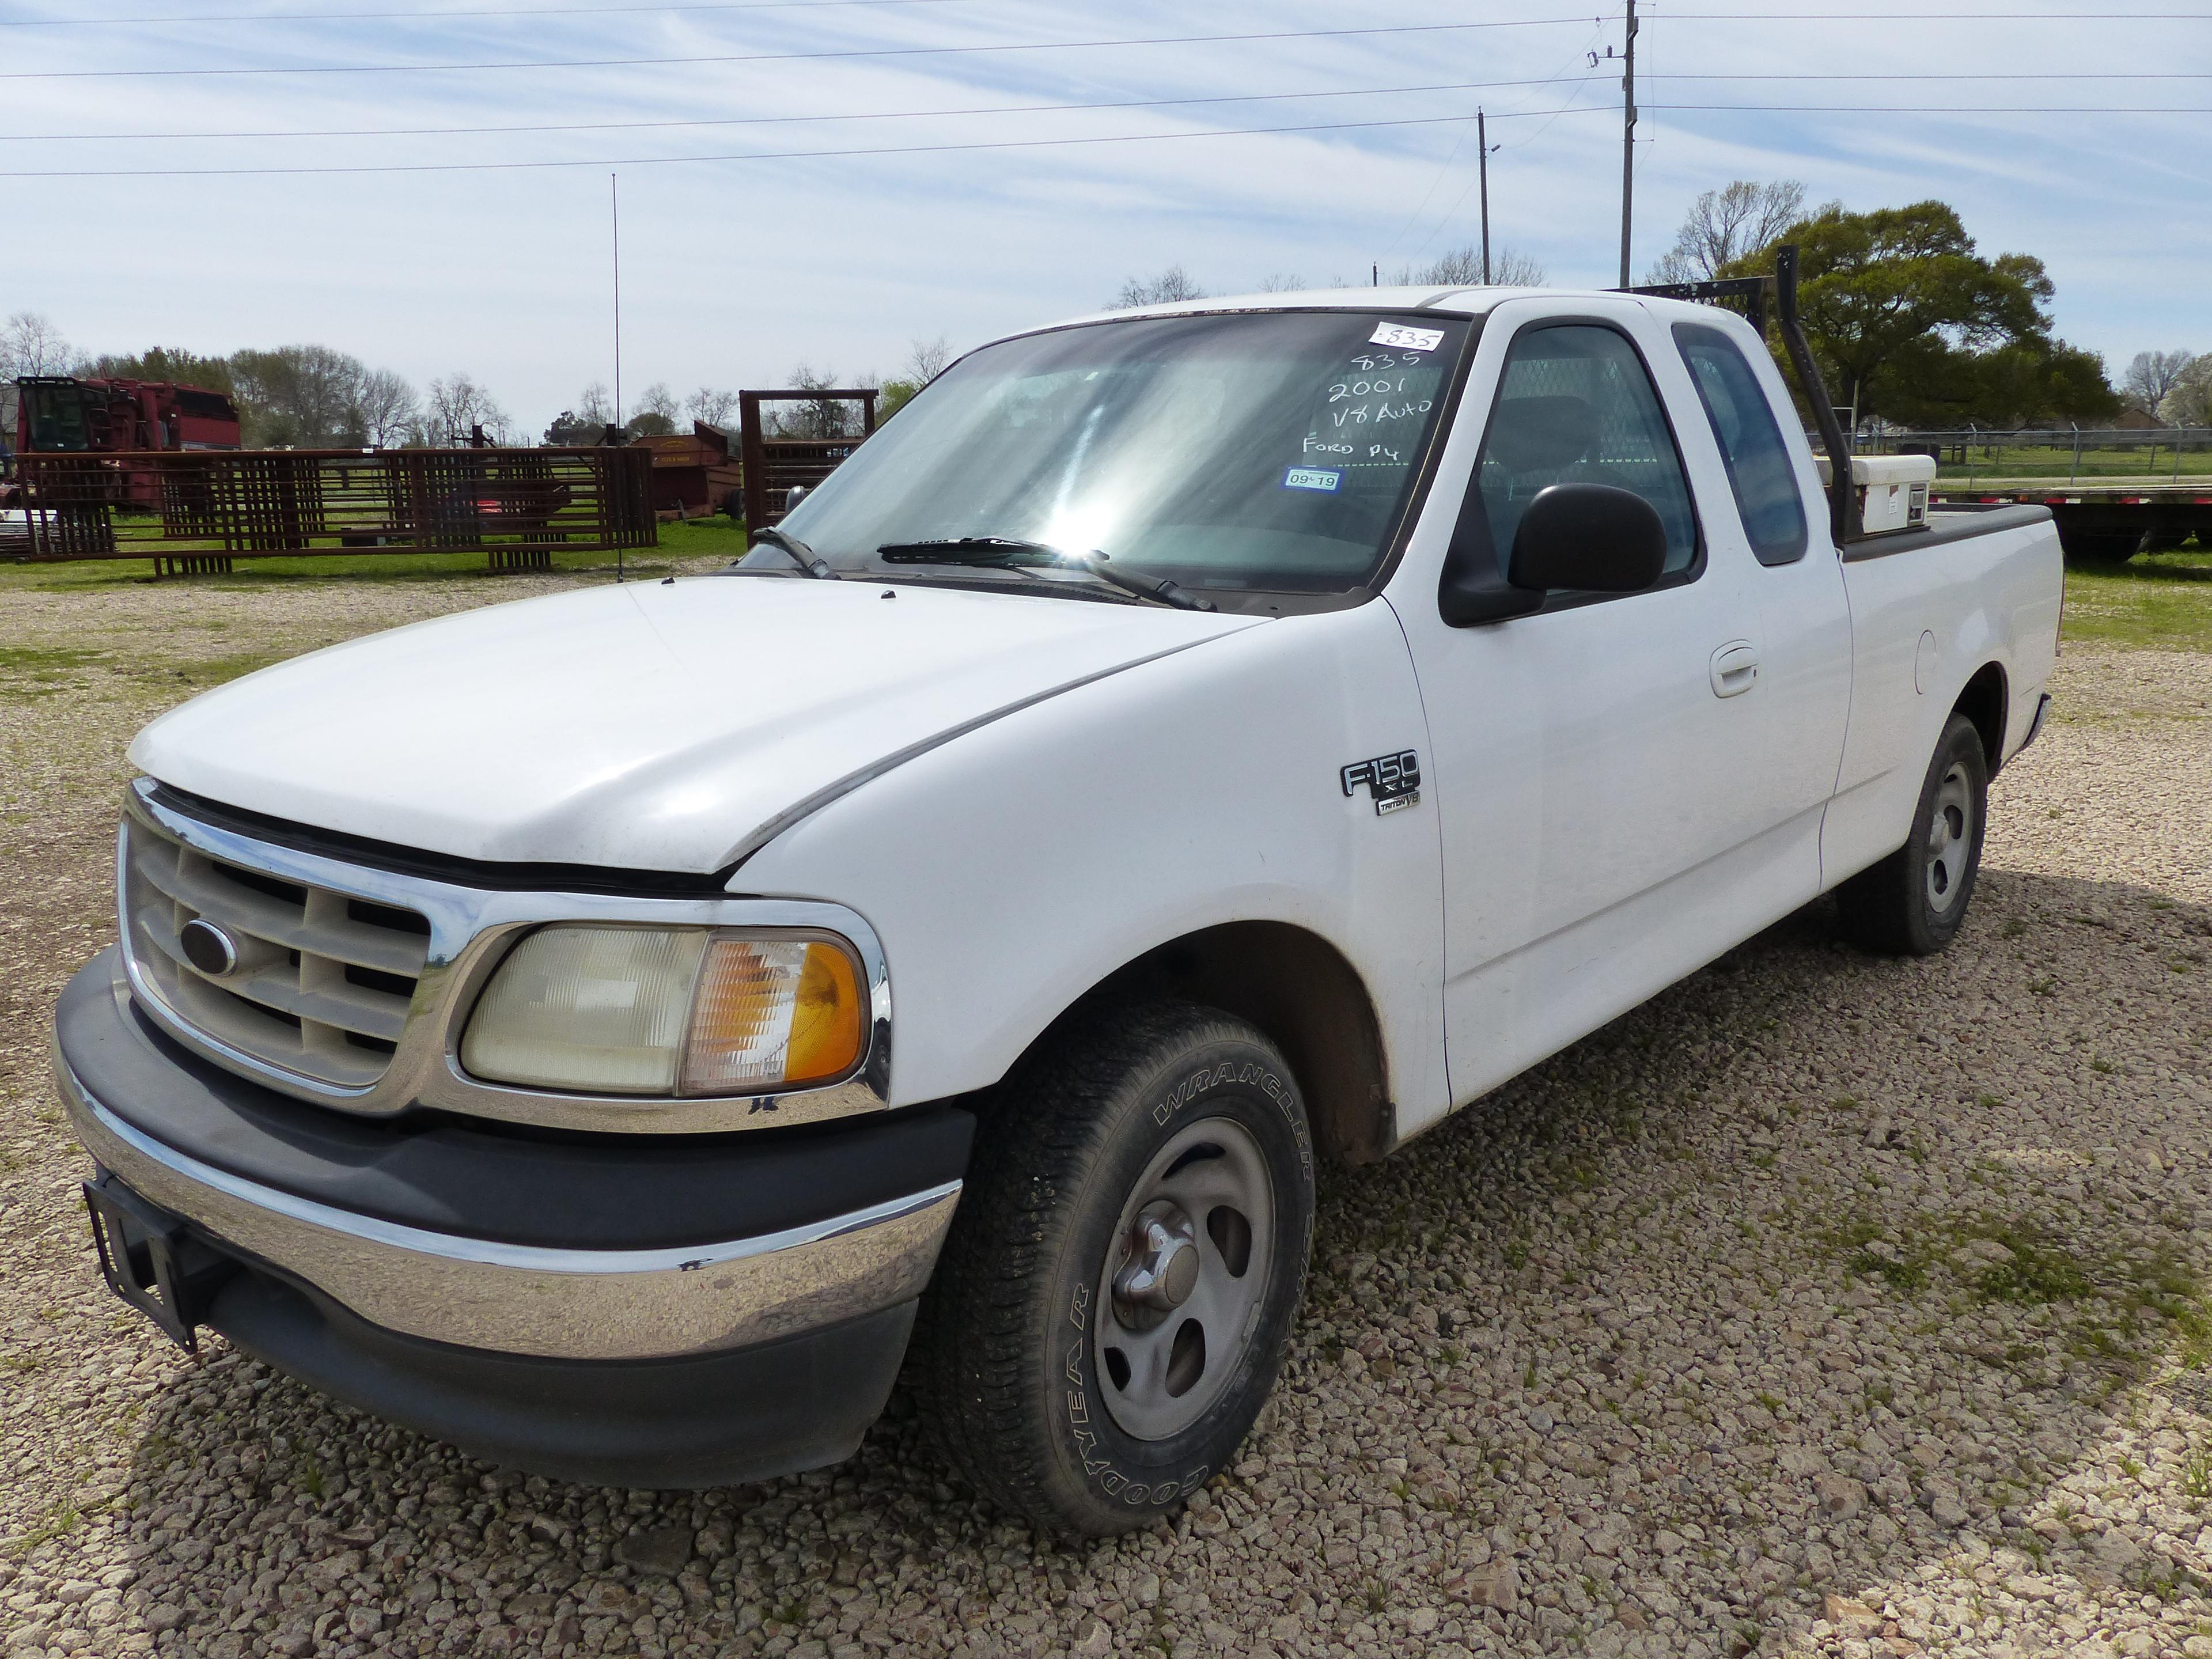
[{"x1": 122, "y1": 813, "x2": 430, "y2": 1089}]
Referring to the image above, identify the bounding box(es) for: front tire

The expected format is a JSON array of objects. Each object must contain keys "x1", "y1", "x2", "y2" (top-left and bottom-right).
[
  {"x1": 920, "y1": 1002, "x2": 1315, "y2": 1538},
  {"x1": 1835, "y1": 712, "x2": 1988, "y2": 956}
]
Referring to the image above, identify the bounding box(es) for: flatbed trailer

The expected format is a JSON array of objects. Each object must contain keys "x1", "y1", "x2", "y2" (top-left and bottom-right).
[{"x1": 1930, "y1": 480, "x2": 2212, "y2": 561}]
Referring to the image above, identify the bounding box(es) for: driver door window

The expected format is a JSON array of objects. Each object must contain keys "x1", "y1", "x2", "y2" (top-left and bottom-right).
[{"x1": 1469, "y1": 324, "x2": 1700, "y2": 584}]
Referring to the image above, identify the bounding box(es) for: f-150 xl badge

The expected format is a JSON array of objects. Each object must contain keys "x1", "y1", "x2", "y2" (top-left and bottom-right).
[{"x1": 1340, "y1": 749, "x2": 1421, "y2": 816}]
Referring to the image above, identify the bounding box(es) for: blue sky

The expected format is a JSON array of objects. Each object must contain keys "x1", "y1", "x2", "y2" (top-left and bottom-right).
[{"x1": 3, "y1": 0, "x2": 2206, "y2": 435}]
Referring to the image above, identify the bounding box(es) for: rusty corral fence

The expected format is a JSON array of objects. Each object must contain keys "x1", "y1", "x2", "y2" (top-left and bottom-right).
[
  {"x1": 5, "y1": 447, "x2": 657, "y2": 573},
  {"x1": 737, "y1": 389, "x2": 877, "y2": 537}
]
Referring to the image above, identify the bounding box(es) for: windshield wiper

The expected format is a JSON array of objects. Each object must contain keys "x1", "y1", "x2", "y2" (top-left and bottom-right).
[
  {"x1": 744, "y1": 524, "x2": 835, "y2": 579},
  {"x1": 874, "y1": 536, "x2": 1216, "y2": 612}
]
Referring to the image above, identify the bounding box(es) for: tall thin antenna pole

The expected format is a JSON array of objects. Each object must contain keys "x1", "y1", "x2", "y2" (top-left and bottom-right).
[
  {"x1": 1619, "y1": 0, "x2": 1638, "y2": 288},
  {"x1": 1478, "y1": 107, "x2": 1491, "y2": 285},
  {"x1": 612, "y1": 171, "x2": 624, "y2": 582},
  {"x1": 610, "y1": 172, "x2": 623, "y2": 431}
]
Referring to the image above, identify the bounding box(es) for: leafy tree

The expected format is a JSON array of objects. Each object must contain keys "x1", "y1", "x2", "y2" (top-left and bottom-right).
[
  {"x1": 1112, "y1": 266, "x2": 1206, "y2": 309},
  {"x1": 876, "y1": 338, "x2": 953, "y2": 422},
  {"x1": 230, "y1": 345, "x2": 372, "y2": 446},
  {"x1": 2161, "y1": 358, "x2": 2212, "y2": 426},
  {"x1": 2124, "y1": 349, "x2": 2198, "y2": 416},
  {"x1": 543, "y1": 410, "x2": 600, "y2": 446},
  {"x1": 1646, "y1": 180, "x2": 1807, "y2": 284},
  {"x1": 1722, "y1": 200, "x2": 2116, "y2": 426},
  {"x1": 87, "y1": 346, "x2": 236, "y2": 395}
]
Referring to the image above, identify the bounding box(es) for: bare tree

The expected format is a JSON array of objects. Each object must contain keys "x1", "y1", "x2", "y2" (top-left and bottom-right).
[
  {"x1": 627, "y1": 381, "x2": 681, "y2": 437},
  {"x1": 1397, "y1": 245, "x2": 1547, "y2": 287},
  {"x1": 2124, "y1": 349, "x2": 2198, "y2": 416},
  {"x1": 686, "y1": 386, "x2": 737, "y2": 427},
  {"x1": 1112, "y1": 266, "x2": 1206, "y2": 309},
  {"x1": 1255, "y1": 272, "x2": 1307, "y2": 293},
  {"x1": 780, "y1": 363, "x2": 870, "y2": 439},
  {"x1": 1, "y1": 311, "x2": 76, "y2": 378},
  {"x1": 575, "y1": 382, "x2": 615, "y2": 427},
  {"x1": 353, "y1": 368, "x2": 416, "y2": 448},
  {"x1": 905, "y1": 336, "x2": 951, "y2": 385},
  {"x1": 423, "y1": 372, "x2": 512, "y2": 445},
  {"x1": 2159, "y1": 358, "x2": 2212, "y2": 427},
  {"x1": 1644, "y1": 180, "x2": 1809, "y2": 283}
]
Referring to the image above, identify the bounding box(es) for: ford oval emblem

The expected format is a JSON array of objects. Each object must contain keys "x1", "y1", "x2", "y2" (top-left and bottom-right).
[{"x1": 179, "y1": 917, "x2": 241, "y2": 977}]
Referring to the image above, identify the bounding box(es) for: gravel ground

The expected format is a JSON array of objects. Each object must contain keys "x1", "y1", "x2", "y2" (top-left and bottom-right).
[{"x1": 3, "y1": 572, "x2": 2210, "y2": 1659}]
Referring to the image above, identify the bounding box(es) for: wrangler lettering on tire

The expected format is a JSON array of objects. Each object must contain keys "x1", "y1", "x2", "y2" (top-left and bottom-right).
[{"x1": 920, "y1": 1001, "x2": 1316, "y2": 1537}]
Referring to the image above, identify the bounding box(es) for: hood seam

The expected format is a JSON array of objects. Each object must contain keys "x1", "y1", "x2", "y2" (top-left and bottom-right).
[{"x1": 719, "y1": 627, "x2": 1255, "y2": 873}]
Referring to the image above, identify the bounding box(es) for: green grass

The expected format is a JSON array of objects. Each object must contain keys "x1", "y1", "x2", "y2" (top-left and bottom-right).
[
  {"x1": 0, "y1": 514, "x2": 747, "y2": 593},
  {"x1": 2063, "y1": 546, "x2": 2212, "y2": 652},
  {"x1": 1935, "y1": 444, "x2": 2212, "y2": 484}
]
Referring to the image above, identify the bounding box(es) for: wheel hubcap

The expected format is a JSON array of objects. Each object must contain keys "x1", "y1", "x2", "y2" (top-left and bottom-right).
[
  {"x1": 1095, "y1": 1117, "x2": 1275, "y2": 1441},
  {"x1": 1112, "y1": 1203, "x2": 1203, "y2": 1328},
  {"x1": 1925, "y1": 762, "x2": 1975, "y2": 914}
]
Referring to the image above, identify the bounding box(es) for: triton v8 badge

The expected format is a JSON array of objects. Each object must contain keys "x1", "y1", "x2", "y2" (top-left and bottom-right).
[{"x1": 1340, "y1": 749, "x2": 1421, "y2": 816}]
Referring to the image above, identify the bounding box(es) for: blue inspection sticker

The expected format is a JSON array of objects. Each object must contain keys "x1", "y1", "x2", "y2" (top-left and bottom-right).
[{"x1": 1282, "y1": 467, "x2": 1342, "y2": 493}]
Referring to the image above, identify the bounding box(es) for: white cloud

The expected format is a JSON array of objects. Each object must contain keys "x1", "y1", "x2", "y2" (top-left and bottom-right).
[{"x1": 3, "y1": 0, "x2": 2203, "y2": 431}]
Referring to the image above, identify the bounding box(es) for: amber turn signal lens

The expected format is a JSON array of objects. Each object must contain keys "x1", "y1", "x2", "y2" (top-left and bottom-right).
[{"x1": 681, "y1": 936, "x2": 864, "y2": 1094}]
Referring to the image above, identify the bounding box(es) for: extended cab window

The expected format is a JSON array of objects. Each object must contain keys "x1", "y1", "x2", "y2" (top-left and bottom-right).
[
  {"x1": 1470, "y1": 324, "x2": 1699, "y2": 579},
  {"x1": 1672, "y1": 322, "x2": 1809, "y2": 566},
  {"x1": 763, "y1": 310, "x2": 1471, "y2": 599}
]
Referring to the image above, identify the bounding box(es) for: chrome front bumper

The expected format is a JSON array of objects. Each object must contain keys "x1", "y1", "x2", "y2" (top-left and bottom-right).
[{"x1": 55, "y1": 1046, "x2": 960, "y2": 1363}]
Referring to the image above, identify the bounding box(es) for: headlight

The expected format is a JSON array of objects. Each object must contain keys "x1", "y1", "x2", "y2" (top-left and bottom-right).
[{"x1": 459, "y1": 925, "x2": 868, "y2": 1097}]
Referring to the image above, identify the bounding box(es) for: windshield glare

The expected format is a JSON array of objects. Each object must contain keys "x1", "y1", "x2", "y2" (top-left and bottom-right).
[{"x1": 767, "y1": 311, "x2": 1471, "y2": 597}]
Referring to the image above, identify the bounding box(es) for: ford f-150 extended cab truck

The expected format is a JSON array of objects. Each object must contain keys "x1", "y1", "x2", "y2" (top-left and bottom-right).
[{"x1": 53, "y1": 254, "x2": 2062, "y2": 1538}]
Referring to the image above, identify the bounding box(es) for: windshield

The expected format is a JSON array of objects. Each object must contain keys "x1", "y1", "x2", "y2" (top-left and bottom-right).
[
  {"x1": 764, "y1": 310, "x2": 1472, "y2": 600},
  {"x1": 21, "y1": 381, "x2": 90, "y2": 453}
]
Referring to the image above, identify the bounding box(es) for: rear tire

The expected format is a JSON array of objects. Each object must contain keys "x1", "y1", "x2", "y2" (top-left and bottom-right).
[
  {"x1": 919, "y1": 1001, "x2": 1315, "y2": 1538},
  {"x1": 1835, "y1": 712, "x2": 1988, "y2": 956},
  {"x1": 2060, "y1": 527, "x2": 2143, "y2": 563}
]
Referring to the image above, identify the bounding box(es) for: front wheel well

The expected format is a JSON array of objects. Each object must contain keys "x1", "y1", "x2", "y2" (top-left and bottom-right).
[
  {"x1": 1031, "y1": 922, "x2": 1394, "y2": 1165},
  {"x1": 1954, "y1": 661, "x2": 2008, "y2": 775}
]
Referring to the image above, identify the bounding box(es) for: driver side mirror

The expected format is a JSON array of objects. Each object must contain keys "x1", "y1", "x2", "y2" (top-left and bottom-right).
[
  {"x1": 1506, "y1": 483, "x2": 1668, "y2": 593},
  {"x1": 1438, "y1": 482, "x2": 1668, "y2": 627}
]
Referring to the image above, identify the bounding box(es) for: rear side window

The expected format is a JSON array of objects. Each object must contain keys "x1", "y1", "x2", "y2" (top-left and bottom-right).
[
  {"x1": 1672, "y1": 323, "x2": 1809, "y2": 566},
  {"x1": 1471, "y1": 324, "x2": 1700, "y2": 579}
]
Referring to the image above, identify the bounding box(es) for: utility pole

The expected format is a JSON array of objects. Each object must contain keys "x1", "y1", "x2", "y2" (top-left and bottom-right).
[
  {"x1": 1478, "y1": 108, "x2": 1491, "y2": 285},
  {"x1": 1618, "y1": 0, "x2": 1638, "y2": 289}
]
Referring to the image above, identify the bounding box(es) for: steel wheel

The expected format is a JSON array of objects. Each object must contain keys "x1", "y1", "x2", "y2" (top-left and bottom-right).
[
  {"x1": 1925, "y1": 761, "x2": 1975, "y2": 914},
  {"x1": 1094, "y1": 1116, "x2": 1277, "y2": 1442}
]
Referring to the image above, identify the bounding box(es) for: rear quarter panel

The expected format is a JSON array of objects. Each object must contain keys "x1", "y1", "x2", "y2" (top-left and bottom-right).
[{"x1": 1823, "y1": 518, "x2": 2063, "y2": 885}]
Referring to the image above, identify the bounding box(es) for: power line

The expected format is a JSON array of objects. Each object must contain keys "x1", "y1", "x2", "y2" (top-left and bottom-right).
[
  {"x1": 37, "y1": 69, "x2": 2184, "y2": 147},
  {"x1": 1647, "y1": 103, "x2": 2208, "y2": 111},
  {"x1": 0, "y1": 77, "x2": 1609, "y2": 143},
  {"x1": 0, "y1": 17, "x2": 1618, "y2": 79},
  {"x1": 6, "y1": 0, "x2": 987, "y2": 24},
  {"x1": 3, "y1": 105, "x2": 1620, "y2": 177},
  {"x1": 7, "y1": 2, "x2": 2202, "y2": 22},
  {"x1": 4, "y1": 100, "x2": 2201, "y2": 180}
]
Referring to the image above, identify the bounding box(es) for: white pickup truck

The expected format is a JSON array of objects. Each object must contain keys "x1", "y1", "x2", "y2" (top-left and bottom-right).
[{"x1": 55, "y1": 256, "x2": 2062, "y2": 1539}]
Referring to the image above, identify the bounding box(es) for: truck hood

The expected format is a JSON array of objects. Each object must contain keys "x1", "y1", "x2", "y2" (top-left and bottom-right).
[{"x1": 131, "y1": 575, "x2": 1262, "y2": 874}]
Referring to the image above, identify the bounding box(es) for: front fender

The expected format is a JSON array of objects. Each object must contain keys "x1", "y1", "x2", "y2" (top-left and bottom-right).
[{"x1": 733, "y1": 600, "x2": 1451, "y2": 1132}]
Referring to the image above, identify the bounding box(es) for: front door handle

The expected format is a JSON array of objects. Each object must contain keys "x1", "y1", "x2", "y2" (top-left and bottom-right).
[{"x1": 1710, "y1": 640, "x2": 1760, "y2": 698}]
